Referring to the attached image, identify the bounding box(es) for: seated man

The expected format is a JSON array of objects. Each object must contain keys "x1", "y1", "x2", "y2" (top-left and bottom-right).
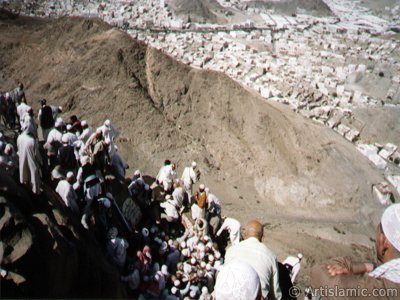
[
  {"x1": 311, "y1": 203, "x2": 400, "y2": 299},
  {"x1": 160, "y1": 195, "x2": 179, "y2": 222}
]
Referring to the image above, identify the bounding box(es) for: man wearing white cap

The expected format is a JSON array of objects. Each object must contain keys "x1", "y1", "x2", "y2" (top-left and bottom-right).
[
  {"x1": 216, "y1": 217, "x2": 241, "y2": 245},
  {"x1": 311, "y1": 203, "x2": 400, "y2": 299},
  {"x1": 16, "y1": 99, "x2": 31, "y2": 127},
  {"x1": 20, "y1": 107, "x2": 37, "y2": 138},
  {"x1": 192, "y1": 184, "x2": 207, "y2": 220},
  {"x1": 172, "y1": 182, "x2": 186, "y2": 209},
  {"x1": 45, "y1": 118, "x2": 63, "y2": 167},
  {"x1": 98, "y1": 119, "x2": 119, "y2": 142},
  {"x1": 55, "y1": 171, "x2": 79, "y2": 215},
  {"x1": 224, "y1": 220, "x2": 282, "y2": 300},
  {"x1": 181, "y1": 161, "x2": 200, "y2": 198},
  {"x1": 63, "y1": 124, "x2": 78, "y2": 145},
  {"x1": 156, "y1": 160, "x2": 177, "y2": 193},
  {"x1": 214, "y1": 261, "x2": 262, "y2": 300},
  {"x1": 282, "y1": 253, "x2": 303, "y2": 283},
  {"x1": 58, "y1": 134, "x2": 77, "y2": 173},
  {"x1": 78, "y1": 120, "x2": 93, "y2": 144},
  {"x1": 160, "y1": 195, "x2": 179, "y2": 222}
]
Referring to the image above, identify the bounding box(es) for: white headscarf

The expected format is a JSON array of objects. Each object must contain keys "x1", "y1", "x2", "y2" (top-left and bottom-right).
[
  {"x1": 214, "y1": 261, "x2": 260, "y2": 300},
  {"x1": 382, "y1": 203, "x2": 400, "y2": 252}
]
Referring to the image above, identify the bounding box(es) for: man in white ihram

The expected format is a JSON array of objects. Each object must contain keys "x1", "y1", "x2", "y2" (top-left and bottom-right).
[
  {"x1": 55, "y1": 171, "x2": 79, "y2": 215},
  {"x1": 216, "y1": 216, "x2": 241, "y2": 245},
  {"x1": 156, "y1": 161, "x2": 177, "y2": 193},
  {"x1": 17, "y1": 127, "x2": 42, "y2": 194},
  {"x1": 214, "y1": 260, "x2": 262, "y2": 300},
  {"x1": 224, "y1": 220, "x2": 282, "y2": 300},
  {"x1": 181, "y1": 161, "x2": 199, "y2": 198},
  {"x1": 282, "y1": 253, "x2": 303, "y2": 284}
]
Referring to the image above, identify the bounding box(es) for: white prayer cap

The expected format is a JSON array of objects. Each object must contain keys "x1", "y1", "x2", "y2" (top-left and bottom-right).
[
  {"x1": 199, "y1": 251, "x2": 205, "y2": 260},
  {"x1": 62, "y1": 134, "x2": 69, "y2": 144},
  {"x1": 104, "y1": 119, "x2": 111, "y2": 127},
  {"x1": 180, "y1": 241, "x2": 186, "y2": 248},
  {"x1": 66, "y1": 171, "x2": 74, "y2": 179},
  {"x1": 55, "y1": 118, "x2": 63, "y2": 128},
  {"x1": 181, "y1": 248, "x2": 189, "y2": 257},
  {"x1": 66, "y1": 124, "x2": 72, "y2": 131},
  {"x1": 215, "y1": 251, "x2": 221, "y2": 259},
  {"x1": 208, "y1": 254, "x2": 214, "y2": 262},
  {"x1": 142, "y1": 228, "x2": 149, "y2": 238},
  {"x1": 297, "y1": 253, "x2": 303, "y2": 260},
  {"x1": 161, "y1": 265, "x2": 169, "y2": 275},
  {"x1": 202, "y1": 286, "x2": 208, "y2": 294},
  {"x1": 190, "y1": 257, "x2": 196, "y2": 264},
  {"x1": 203, "y1": 235, "x2": 210, "y2": 242},
  {"x1": 183, "y1": 264, "x2": 192, "y2": 274},
  {"x1": 4, "y1": 144, "x2": 13, "y2": 154},
  {"x1": 134, "y1": 169, "x2": 141, "y2": 176},
  {"x1": 191, "y1": 161, "x2": 197, "y2": 168},
  {"x1": 168, "y1": 239, "x2": 174, "y2": 247},
  {"x1": 5, "y1": 92, "x2": 9, "y2": 97},
  {"x1": 81, "y1": 120, "x2": 87, "y2": 127},
  {"x1": 206, "y1": 263, "x2": 212, "y2": 271},
  {"x1": 58, "y1": 106, "x2": 62, "y2": 112},
  {"x1": 171, "y1": 287, "x2": 178, "y2": 294},
  {"x1": 215, "y1": 261, "x2": 261, "y2": 300},
  {"x1": 80, "y1": 156, "x2": 89, "y2": 166},
  {"x1": 381, "y1": 203, "x2": 400, "y2": 252},
  {"x1": 200, "y1": 261, "x2": 206, "y2": 269},
  {"x1": 199, "y1": 184, "x2": 205, "y2": 190},
  {"x1": 96, "y1": 127, "x2": 102, "y2": 134},
  {"x1": 160, "y1": 241, "x2": 168, "y2": 253},
  {"x1": 174, "y1": 280, "x2": 180, "y2": 287},
  {"x1": 189, "y1": 290, "x2": 196, "y2": 298},
  {"x1": 198, "y1": 242, "x2": 205, "y2": 251}
]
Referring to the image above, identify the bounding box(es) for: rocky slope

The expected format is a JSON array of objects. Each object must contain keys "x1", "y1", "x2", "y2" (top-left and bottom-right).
[{"x1": 0, "y1": 12, "x2": 388, "y2": 293}]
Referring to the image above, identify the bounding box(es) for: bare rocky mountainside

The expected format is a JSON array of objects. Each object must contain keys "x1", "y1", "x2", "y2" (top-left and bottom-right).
[{"x1": 0, "y1": 10, "x2": 392, "y2": 296}]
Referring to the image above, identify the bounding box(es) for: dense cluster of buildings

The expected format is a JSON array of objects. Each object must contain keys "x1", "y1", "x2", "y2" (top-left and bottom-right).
[{"x1": 1, "y1": 0, "x2": 400, "y2": 205}]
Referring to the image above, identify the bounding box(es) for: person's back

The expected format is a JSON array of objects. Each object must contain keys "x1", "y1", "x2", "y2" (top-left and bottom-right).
[
  {"x1": 58, "y1": 144, "x2": 77, "y2": 171},
  {"x1": 17, "y1": 132, "x2": 41, "y2": 194},
  {"x1": 224, "y1": 220, "x2": 282, "y2": 300},
  {"x1": 39, "y1": 104, "x2": 54, "y2": 130}
]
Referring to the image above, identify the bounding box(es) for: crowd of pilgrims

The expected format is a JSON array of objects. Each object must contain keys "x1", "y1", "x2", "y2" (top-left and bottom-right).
[{"x1": 0, "y1": 84, "x2": 303, "y2": 300}]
